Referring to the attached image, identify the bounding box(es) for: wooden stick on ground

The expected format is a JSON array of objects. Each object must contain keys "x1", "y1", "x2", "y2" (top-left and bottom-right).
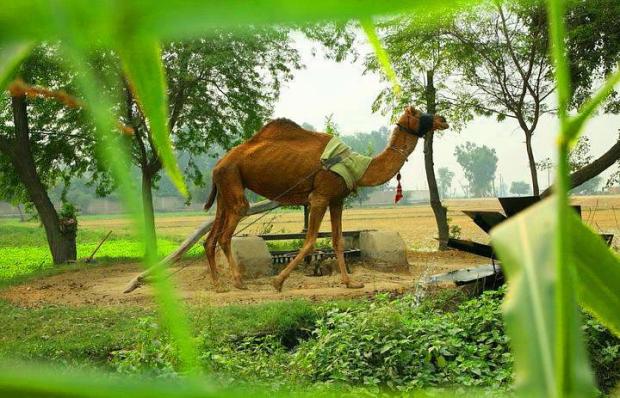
[
  {"x1": 123, "y1": 200, "x2": 280, "y2": 293},
  {"x1": 85, "y1": 230, "x2": 113, "y2": 263}
]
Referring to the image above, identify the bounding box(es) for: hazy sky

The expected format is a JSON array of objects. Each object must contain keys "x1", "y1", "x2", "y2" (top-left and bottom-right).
[{"x1": 273, "y1": 33, "x2": 620, "y2": 194}]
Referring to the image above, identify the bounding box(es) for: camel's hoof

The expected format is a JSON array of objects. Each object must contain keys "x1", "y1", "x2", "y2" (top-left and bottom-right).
[
  {"x1": 233, "y1": 281, "x2": 248, "y2": 290},
  {"x1": 272, "y1": 277, "x2": 283, "y2": 293},
  {"x1": 345, "y1": 281, "x2": 364, "y2": 289},
  {"x1": 215, "y1": 286, "x2": 229, "y2": 293}
]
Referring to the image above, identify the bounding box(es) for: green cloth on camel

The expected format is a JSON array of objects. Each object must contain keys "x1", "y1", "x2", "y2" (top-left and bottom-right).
[{"x1": 320, "y1": 136, "x2": 372, "y2": 190}]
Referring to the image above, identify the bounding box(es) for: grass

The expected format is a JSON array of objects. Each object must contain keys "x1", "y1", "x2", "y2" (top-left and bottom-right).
[
  {"x1": 0, "y1": 220, "x2": 204, "y2": 282},
  {"x1": 0, "y1": 298, "x2": 359, "y2": 369}
]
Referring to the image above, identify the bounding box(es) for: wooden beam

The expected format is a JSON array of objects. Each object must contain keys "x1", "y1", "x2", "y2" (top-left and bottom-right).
[{"x1": 123, "y1": 199, "x2": 280, "y2": 293}]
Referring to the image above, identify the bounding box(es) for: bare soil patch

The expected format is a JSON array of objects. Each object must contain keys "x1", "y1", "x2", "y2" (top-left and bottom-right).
[{"x1": 0, "y1": 250, "x2": 483, "y2": 308}]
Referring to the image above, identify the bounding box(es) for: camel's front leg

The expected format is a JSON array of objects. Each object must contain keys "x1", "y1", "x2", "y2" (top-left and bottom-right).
[
  {"x1": 272, "y1": 196, "x2": 328, "y2": 292},
  {"x1": 329, "y1": 202, "x2": 364, "y2": 289}
]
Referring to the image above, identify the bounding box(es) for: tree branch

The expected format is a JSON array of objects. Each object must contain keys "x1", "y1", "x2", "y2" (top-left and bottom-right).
[{"x1": 541, "y1": 139, "x2": 620, "y2": 197}]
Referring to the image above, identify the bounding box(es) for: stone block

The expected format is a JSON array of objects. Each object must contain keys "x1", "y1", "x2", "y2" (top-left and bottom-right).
[
  {"x1": 359, "y1": 231, "x2": 408, "y2": 270},
  {"x1": 216, "y1": 236, "x2": 272, "y2": 278}
]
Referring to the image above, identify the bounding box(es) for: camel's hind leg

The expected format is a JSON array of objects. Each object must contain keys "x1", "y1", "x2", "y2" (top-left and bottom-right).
[
  {"x1": 329, "y1": 202, "x2": 364, "y2": 289},
  {"x1": 272, "y1": 195, "x2": 329, "y2": 292},
  {"x1": 213, "y1": 166, "x2": 249, "y2": 290},
  {"x1": 218, "y1": 204, "x2": 248, "y2": 290},
  {"x1": 204, "y1": 204, "x2": 227, "y2": 293}
]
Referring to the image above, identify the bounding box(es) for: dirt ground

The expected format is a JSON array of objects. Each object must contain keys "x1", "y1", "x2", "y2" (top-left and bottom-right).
[
  {"x1": 3, "y1": 195, "x2": 618, "y2": 308},
  {"x1": 0, "y1": 250, "x2": 484, "y2": 308}
]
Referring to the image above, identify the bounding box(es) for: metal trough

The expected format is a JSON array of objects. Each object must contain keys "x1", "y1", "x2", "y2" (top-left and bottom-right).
[{"x1": 439, "y1": 196, "x2": 611, "y2": 293}]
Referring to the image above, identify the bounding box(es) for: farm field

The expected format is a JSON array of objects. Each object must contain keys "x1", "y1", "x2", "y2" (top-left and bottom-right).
[
  {"x1": 78, "y1": 194, "x2": 620, "y2": 251},
  {"x1": 0, "y1": 195, "x2": 619, "y2": 307},
  {"x1": 0, "y1": 197, "x2": 619, "y2": 393}
]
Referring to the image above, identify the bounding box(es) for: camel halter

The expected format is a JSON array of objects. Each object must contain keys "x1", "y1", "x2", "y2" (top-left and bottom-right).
[{"x1": 396, "y1": 112, "x2": 434, "y2": 138}]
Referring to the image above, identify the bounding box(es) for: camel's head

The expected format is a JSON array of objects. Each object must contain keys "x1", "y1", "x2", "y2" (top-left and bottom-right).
[{"x1": 396, "y1": 106, "x2": 449, "y2": 137}]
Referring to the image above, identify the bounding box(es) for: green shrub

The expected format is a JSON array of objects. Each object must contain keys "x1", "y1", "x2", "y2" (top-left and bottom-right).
[
  {"x1": 106, "y1": 290, "x2": 620, "y2": 392},
  {"x1": 293, "y1": 290, "x2": 512, "y2": 390}
]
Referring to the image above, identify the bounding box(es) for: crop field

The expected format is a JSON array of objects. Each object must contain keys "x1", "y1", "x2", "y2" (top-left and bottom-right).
[{"x1": 75, "y1": 195, "x2": 620, "y2": 249}]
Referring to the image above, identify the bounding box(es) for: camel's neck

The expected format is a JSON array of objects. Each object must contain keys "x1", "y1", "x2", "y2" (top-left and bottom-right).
[{"x1": 357, "y1": 127, "x2": 420, "y2": 187}]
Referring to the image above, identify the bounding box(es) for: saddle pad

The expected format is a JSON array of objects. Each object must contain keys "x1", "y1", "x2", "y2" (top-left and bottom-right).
[{"x1": 320, "y1": 136, "x2": 372, "y2": 190}]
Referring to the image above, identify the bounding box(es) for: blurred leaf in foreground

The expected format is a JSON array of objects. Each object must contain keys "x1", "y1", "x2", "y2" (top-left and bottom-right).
[
  {"x1": 0, "y1": 42, "x2": 32, "y2": 90},
  {"x1": 117, "y1": 37, "x2": 188, "y2": 199},
  {"x1": 491, "y1": 197, "x2": 597, "y2": 397}
]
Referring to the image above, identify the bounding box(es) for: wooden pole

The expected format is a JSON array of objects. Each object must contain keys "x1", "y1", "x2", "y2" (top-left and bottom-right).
[
  {"x1": 85, "y1": 230, "x2": 113, "y2": 263},
  {"x1": 123, "y1": 200, "x2": 280, "y2": 293}
]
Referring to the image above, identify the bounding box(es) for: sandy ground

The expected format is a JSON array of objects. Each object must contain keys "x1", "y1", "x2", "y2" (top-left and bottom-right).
[
  {"x1": 3, "y1": 195, "x2": 618, "y2": 308},
  {"x1": 0, "y1": 250, "x2": 484, "y2": 308}
]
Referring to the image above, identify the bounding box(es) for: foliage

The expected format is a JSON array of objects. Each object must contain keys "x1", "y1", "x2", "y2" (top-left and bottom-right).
[
  {"x1": 450, "y1": 1, "x2": 553, "y2": 195},
  {"x1": 1, "y1": 0, "x2": 619, "y2": 397},
  {"x1": 1, "y1": 285, "x2": 619, "y2": 394},
  {"x1": 509, "y1": 181, "x2": 531, "y2": 196},
  {"x1": 571, "y1": 176, "x2": 602, "y2": 195},
  {"x1": 293, "y1": 290, "x2": 512, "y2": 390},
  {"x1": 488, "y1": 0, "x2": 620, "y2": 392},
  {"x1": 565, "y1": 0, "x2": 620, "y2": 113},
  {"x1": 454, "y1": 142, "x2": 498, "y2": 197},
  {"x1": 437, "y1": 167, "x2": 455, "y2": 198},
  {"x1": 0, "y1": 45, "x2": 101, "y2": 205}
]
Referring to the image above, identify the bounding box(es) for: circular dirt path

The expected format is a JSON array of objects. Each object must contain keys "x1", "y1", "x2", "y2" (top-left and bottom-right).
[{"x1": 0, "y1": 251, "x2": 483, "y2": 308}]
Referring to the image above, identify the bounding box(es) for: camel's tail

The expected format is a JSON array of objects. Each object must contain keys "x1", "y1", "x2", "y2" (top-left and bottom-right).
[{"x1": 203, "y1": 183, "x2": 217, "y2": 212}]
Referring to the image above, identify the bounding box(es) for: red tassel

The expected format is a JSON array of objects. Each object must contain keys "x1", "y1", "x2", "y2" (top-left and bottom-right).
[{"x1": 394, "y1": 172, "x2": 403, "y2": 203}]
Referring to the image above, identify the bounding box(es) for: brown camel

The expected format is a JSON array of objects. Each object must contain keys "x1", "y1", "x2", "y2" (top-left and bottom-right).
[{"x1": 203, "y1": 106, "x2": 449, "y2": 292}]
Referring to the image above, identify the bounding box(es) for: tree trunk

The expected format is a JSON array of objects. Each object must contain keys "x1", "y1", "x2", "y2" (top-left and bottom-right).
[
  {"x1": 525, "y1": 133, "x2": 540, "y2": 196},
  {"x1": 141, "y1": 169, "x2": 158, "y2": 251},
  {"x1": 8, "y1": 96, "x2": 76, "y2": 263},
  {"x1": 424, "y1": 70, "x2": 450, "y2": 250},
  {"x1": 541, "y1": 139, "x2": 620, "y2": 198},
  {"x1": 16, "y1": 204, "x2": 25, "y2": 222}
]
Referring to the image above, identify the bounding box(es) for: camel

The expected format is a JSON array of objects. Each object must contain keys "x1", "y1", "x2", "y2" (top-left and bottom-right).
[{"x1": 203, "y1": 106, "x2": 449, "y2": 292}]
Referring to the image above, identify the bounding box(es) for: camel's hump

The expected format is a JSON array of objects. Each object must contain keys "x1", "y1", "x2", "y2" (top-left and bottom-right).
[
  {"x1": 264, "y1": 118, "x2": 302, "y2": 129},
  {"x1": 248, "y1": 118, "x2": 325, "y2": 143}
]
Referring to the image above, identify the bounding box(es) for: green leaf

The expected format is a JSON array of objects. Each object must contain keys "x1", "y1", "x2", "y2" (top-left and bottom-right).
[
  {"x1": 0, "y1": 1, "x2": 476, "y2": 44},
  {"x1": 0, "y1": 42, "x2": 32, "y2": 90},
  {"x1": 0, "y1": 363, "x2": 262, "y2": 398},
  {"x1": 360, "y1": 18, "x2": 402, "y2": 98},
  {"x1": 490, "y1": 197, "x2": 596, "y2": 398},
  {"x1": 61, "y1": 43, "x2": 198, "y2": 374},
  {"x1": 117, "y1": 37, "x2": 188, "y2": 197},
  {"x1": 569, "y1": 204, "x2": 620, "y2": 337}
]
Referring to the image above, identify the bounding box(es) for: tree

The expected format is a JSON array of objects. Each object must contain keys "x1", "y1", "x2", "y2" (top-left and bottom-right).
[
  {"x1": 605, "y1": 131, "x2": 620, "y2": 189},
  {"x1": 565, "y1": 0, "x2": 620, "y2": 113},
  {"x1": 454, "y1": 142, "x2": 498, "y2": 198},
  {"x1": 0, "y1": 46, "x2": 100, "y2": 263},
  {"x1": 447, "y1": 1, "x2": 553, "y2": 196},
  {"x1": 123, "y1": 30, "x2": 300, "y2": 244},
  {"x1": 540, "y1": 134, "x2": 620, "y2": 197},
  {"x1": 366, "y1": 13, "x2": 471, "y2": 250},
  {"x1": 437, "y1": 167, "x2": 455, "y2": 198},
  {"x1": 572, "y1": 176, "x2": 602, "y2": 195},
  {"x1": 510, "y1": 181, "x2": 531, "y2": 196}
]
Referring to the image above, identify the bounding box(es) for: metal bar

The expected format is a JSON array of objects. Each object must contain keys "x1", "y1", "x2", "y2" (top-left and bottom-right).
[
  {"x1": 258, "y1": 230, "x2": 364, "y2": 241},
  {"x1": 447, "y1": 238, "x2": 495, "y2": 258},
  {"x1": 462, "y1": 211, "x2": 507, "y2": 233}
]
